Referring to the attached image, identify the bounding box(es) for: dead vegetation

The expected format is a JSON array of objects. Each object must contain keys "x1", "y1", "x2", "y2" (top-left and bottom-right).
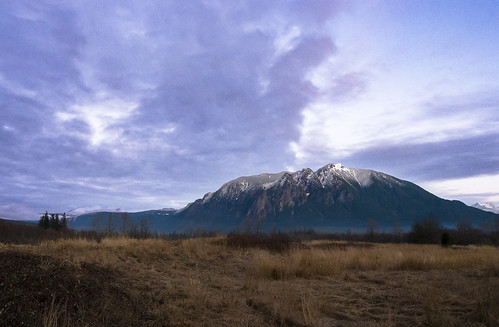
[
  {"x1": 0, "y1": 250, "x2": 143, "y2": 327},
  {"x1": 0, "y1": 236, "x2": 498, "y2": 326}
]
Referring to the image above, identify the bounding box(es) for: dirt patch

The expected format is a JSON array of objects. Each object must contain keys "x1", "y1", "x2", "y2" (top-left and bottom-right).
[{"x1": 0, "y1": 251, "x2": 142, "y2": 327}]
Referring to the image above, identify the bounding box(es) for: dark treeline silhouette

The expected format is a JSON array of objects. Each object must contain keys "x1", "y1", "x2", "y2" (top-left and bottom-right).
[
  {"x1": 406, "y1": 215, "x2": 499, "y2": 246},
  {"x1": 87, "y1": 212, "x2": 221, "y2": 240},
  {"x1": 0, "y1": 218, "x2": 74, "y2": 244},
  {"x1": 0, "y1": 218, "x2": 210, "y2": 245},
  {"x1": 265, "y1": 215, "x2": 499, "y2": 246},
  {"x1": 3, "y1": 212, "x2": 499, "y2": 246},
  {"x1": 38, "y1": 211, "x2": 68, "y2": 231},
  {"x1": 87, "y1": 212, "x2": 152, "y2": 238}
]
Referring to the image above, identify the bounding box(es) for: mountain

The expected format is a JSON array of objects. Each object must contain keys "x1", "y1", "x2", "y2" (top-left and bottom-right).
[
  {"x1": 66, "y1": 208, "x2": 124, "y2": 219},
  {"x1": 472, "y1": 203, "x2": 499, "y2": 214},
  {"x1": 177, "y1": 163, "x2": 498, "y2": 232},
  {"x1": 72, "y1": 164, "x2": 498, "y2": 233}
]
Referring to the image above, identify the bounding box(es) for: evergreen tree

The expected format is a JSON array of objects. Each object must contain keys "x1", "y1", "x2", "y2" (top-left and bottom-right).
[
  {"x1": 61, "y1": 212, "x2": 67, "y2": 230},
  {"x1": 38, "y1": 211, "x2": 50, "y2": 229},
  {"x1": 54, "y1": 213, "x2": 60, "y2": 230},
  {"x1": 49, "y1": 213, "x2": 56, "y2": 230}
]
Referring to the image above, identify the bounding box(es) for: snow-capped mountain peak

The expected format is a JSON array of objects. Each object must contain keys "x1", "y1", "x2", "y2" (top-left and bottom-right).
[
  {"x1": 316, "y1": 164, "x2": 379, "y2": 188},
  {"x1": 215, "y1": 172, "x2": 286, "y2": 200},
  {"x1": 180, "y1": 163, "x2": 497, "y2": 232},
  {"x1": 204, "y1": 164, "x2": 404, "y2": 204}
]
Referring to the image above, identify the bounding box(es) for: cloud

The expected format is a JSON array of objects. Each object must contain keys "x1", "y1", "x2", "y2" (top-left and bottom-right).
[
  {"x1": 291, "y1": 85, "x2": 499, "y2": 158},
  {"x1": 421, "y1": 174, "x2": 499, "y2": 205},
  {"x1": 56, "y1": 95, "x2": 139, "y2": 148},
  {"x1": 0, "y1": 1, "x2": 347, "y2": 217},
  {"x1": 119, "y1": 2, "x2": 339, "y2": 175},
  {"x1": 0, "y1": 203, "x2": 38, "y2": 220},
  {"x1": 0, "y1": 2, "x2": 86, "y2": 99},
  {"x1": 346, "y1": 133, "x2": 499, "y2": 180}
]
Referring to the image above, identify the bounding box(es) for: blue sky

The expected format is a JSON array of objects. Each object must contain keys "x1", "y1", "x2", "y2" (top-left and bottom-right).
[{"x1": 1, "y1": 1, "x2": 498, "y2": 219}]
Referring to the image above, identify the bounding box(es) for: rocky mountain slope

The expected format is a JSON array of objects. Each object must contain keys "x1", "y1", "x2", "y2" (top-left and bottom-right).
[
  {"x1": 73, "y1": 164, "x2": 498, "y2": 233},
  {"x1": 177, "y1": 163, "x2": 497, "y2": 232}
]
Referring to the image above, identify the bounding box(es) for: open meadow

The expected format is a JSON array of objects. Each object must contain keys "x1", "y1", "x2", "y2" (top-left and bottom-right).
[{"x1": 1, "y1": 235, "x2": 498, "y2": 326}]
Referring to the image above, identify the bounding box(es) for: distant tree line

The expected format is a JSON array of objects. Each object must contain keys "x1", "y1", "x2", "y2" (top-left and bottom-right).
[
  {"x1": 83, "y1": 212, "x2": 499, "y2": 246},
  {"x1": 34, "y1": 209, "x2": 499, "y2": 246},
  {"x1": 406, "y1": 215, "x2": 499, "y2": 246},
  {"x1": 89, "y1": 212, "x2": 151, "y2": 239},
  {"x1": 281, "y1": 215, "x2": 499, "y2": 246},
  {"x1": 38, "y1": 211, "x2": 68, "y2": 231}
]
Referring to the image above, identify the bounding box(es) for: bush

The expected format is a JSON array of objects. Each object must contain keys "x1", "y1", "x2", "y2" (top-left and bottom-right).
[
  {"x1": 408, "y1": 216, "x2": 443, "y2": 244},
  {"x1": 441, "y1": 232, "x2": 451, "y2": 247},
  {"x1": 225, "y1": 233, "x2": 295, "y2": 253}
]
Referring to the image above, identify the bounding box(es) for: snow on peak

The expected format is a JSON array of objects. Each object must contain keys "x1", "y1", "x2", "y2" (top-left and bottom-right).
[
  {"x1": 218, "y1": 172, "x2": 286, "y2": 197},
  {"x1": 324, "y1": 163, "x2": 346, "y2": 170},
  {"x1": 202, "y1": 192, "x2": 215, "y2": 203},
  {"x1": 317, "y1": 163, "x2": 373, "y2": 188}
]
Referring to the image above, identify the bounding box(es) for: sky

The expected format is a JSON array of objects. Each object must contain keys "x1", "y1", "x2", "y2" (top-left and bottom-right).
[{"x1": 1, "y1": 1, "x2": 498, "y2": 220}]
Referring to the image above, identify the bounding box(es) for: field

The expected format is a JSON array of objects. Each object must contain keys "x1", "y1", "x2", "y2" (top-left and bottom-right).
[{"x1": 1, "y1": 235, "x2": 498, "y2": 326}]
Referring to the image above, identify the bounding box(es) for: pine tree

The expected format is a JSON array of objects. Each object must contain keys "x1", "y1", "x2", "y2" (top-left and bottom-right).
[
  {"x1": 49, "y1": 213, "x2": 56, "y2": 230},
  {"x1": 61, "y1": 212, "x2": 67, "y2": 230},
  {"x1": 54, "y1": 213, "x2": 60, "y2": 230},
  {"x1": 38, "y1": 211, "x2": 50, "y2": 229}
]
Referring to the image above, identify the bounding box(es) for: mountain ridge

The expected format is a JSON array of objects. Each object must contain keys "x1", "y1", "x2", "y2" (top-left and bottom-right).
[
  {"x1": 72, "y1": 163, "x2": 498, "y2": 233},
  {"x1": 177, "y1": 163, "x2": 496, "y2": 232}
]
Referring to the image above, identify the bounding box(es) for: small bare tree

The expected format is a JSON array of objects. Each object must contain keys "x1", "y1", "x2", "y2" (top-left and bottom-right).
[
  {"x1": 91, "y1": 214, "x2": 102, "y2": 232},
  {"x1": 121, "y1": 212, "x2": 129, "y2": 236},
  {"x1": 139, "y1": 218, "x2": 150, "y2": 238},
  {"x1": 106, "y1": 213, "x2": 114, "y2": 234},
  {"x1": 392, "y1": 219, "x2": 403, "y2": 243},
  {"x1": 368, "y1": 219, "x2": 377, "y2": 243}
]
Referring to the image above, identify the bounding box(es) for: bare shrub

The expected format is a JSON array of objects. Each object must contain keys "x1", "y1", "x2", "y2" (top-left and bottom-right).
[{"x1": 225, "y1": 233, "x2": 295, "y2": 253}]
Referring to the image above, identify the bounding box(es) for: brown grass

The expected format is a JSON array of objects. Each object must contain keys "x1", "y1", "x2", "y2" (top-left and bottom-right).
[
  {"x1": 1, "y1": 237, "x2": 498, "y2": 326},
  {"x1": 249, "y1": 241, "x2": 499, "y2": 279}
]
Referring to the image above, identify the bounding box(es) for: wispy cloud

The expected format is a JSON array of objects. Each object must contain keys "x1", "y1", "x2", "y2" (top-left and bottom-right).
[{"x1": 421, "y1": 174, "x2": 499, "y2": 204}]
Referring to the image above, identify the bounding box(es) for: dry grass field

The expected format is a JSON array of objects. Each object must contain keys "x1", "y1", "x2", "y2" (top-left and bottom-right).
[{"x1": 1, "y1": 236, "x2": 498, "y2": 326}]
